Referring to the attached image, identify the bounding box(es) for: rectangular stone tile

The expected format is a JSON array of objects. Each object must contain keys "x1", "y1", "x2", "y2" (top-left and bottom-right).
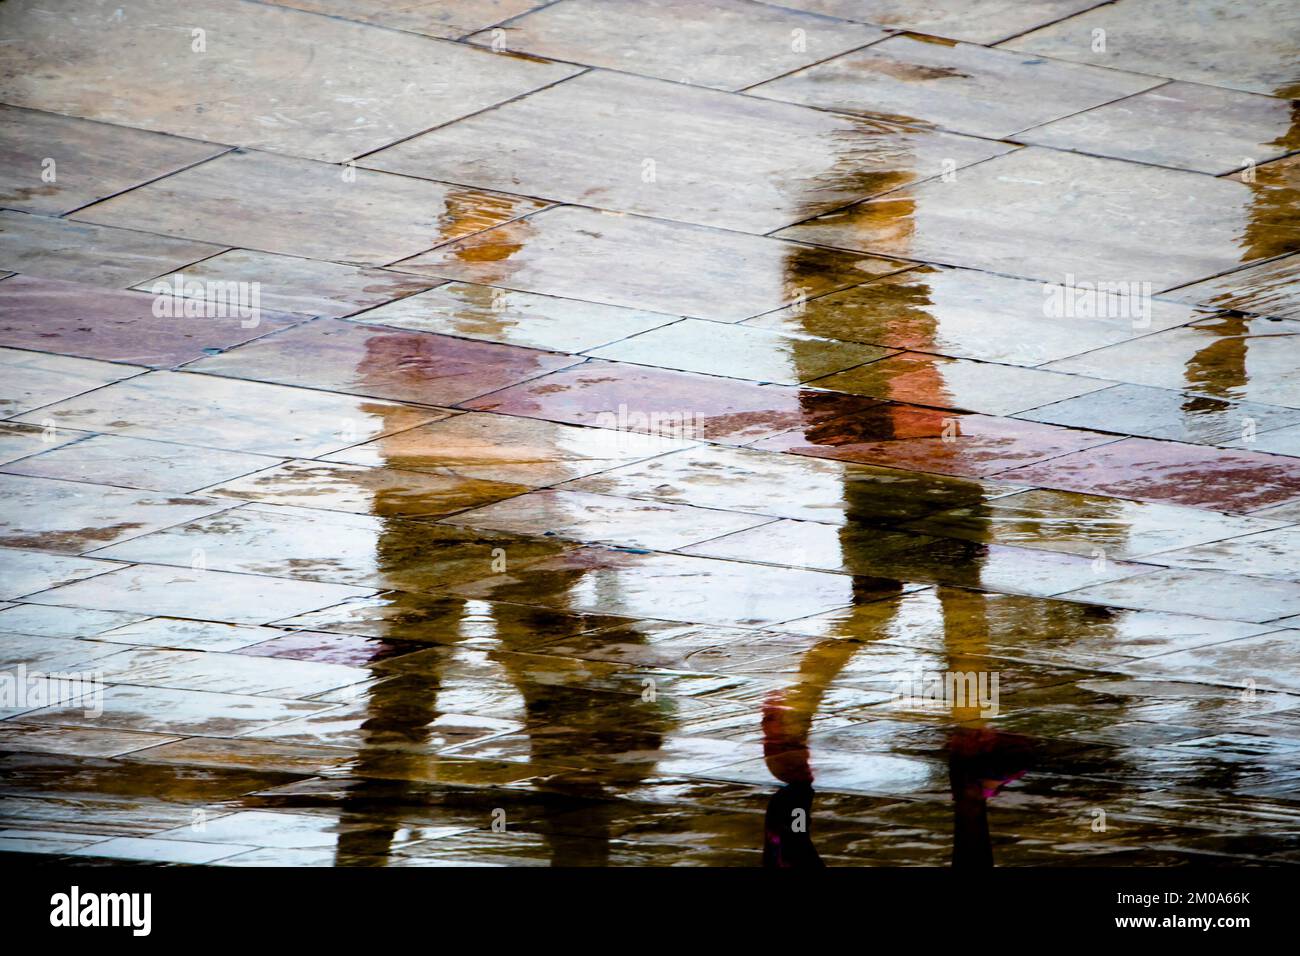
[
  {"x1": 751, "y1": 33, "x2": 1158, "y2": 138},
  {"x1": 92, "y1": 647, "x2": 368, "y2": 698},
  {"x1": 125, "y1": 736, "x2": 360, "y2": 778},
  {"x1": 94, "y1": 618, "x2": 291, "y2": 652},
  {"x1": 241, "y1": 703, "x2": 520, "y2": 752},
  {"x1": 1223, "y1": 423, "x2": 1300, "y2": 457},
  {"x1": 0, "y1": 473, "x2": 233, "y2": 554},
  {"x1": 268, "y1": 0, "x2": 550, "y2": 39},
  {"x1": 752, "y1": 404, "x2": 1117, "y2": 477},
  {"x1": 462, "y1": 359, "x2": 888, "y2": 445},
  {"x1": 587, "y1": 319, "x2": 894, "y2": 385},
  {"x1": 906, "y1": 487, "x2": 1285, "y2": 559},
  {"x1": 0, "y1": 423, "x2": 86, "y2": 466},
  {"x1": 469, "y1": 0, "x2": 885, "y2": 89},
  {"x1": 324, "y1": 412, "x2": 693, "y2": 486},
  {"x1": 0, "y1": 723, "x2": 179, "y2": 758},
  {"x1": 187, "y1": 318, "x2": 576, "y2": 405},
  {"x1": 0, "y1": 603, "x2": 144, "y2": 638},
  {"x1": 15, "y1": 370, "x2": 447, "y2": 457},
  {"x1": 683, "y1": 520, "x2": 1154, "y2": 597},
  {"x1": 1164, "y1": 254, "x2": 1299, "y2": 321},
  {"x1": 200, "y1": 460, "x2": 528, "y2": 518},
  {"x1": 0, "y1": 829, "x2": 159, "y2": 855},
  {"x1": 395, "y1": 207, "x2": 906, "y2": 321},
  {"x1": 810, "y1": 351, "x2": 1110, "y2": 414},
  {"x1": 75, "y1": 150, "x2": 550, "y2": 265},
  {"x1": 1043, "y1": 315, "x2": 1300, "y2": 409},
  {"x1": 1016, "y1": 383, "x2": 1300, "y2": 444},
  {"x1": 745, "y1": 266, "x2": 1209, "y2": 366},
  {"x1": 0, "y1": 276, "x2": 301, "y2": 367},
  {"x1": 0, "y1": 548, "x2": 119, "y2": 601},
  {"x1": 1, "y1": 434, "x2": 284, "y2": 494},
  {"x1": 274, "y1": 591, "x2": 626, "y2": 647},
  {"x1": 345, "y1": 282, "x2": 677, "y2": 353},
  {"x1": 379, "y1": 644, "x2": 747, "y2": 700},
  {"x1": 22, "y1": 564, "x2": 374, "y2": 625},
  {"x1": 1140, "y1": 527, "x2": 1300, "y2": 580},
  {"x1": 18, "y1": 682, "x2": 337, "y2": 735},
  {"x1": 0, "y1": 793, "x2": 197, "y2": 838},
  {"x1": 564, "y1": 443, "x2": 1024, "y2": 524},
  {"x1": 777, "y1": 147, "x2": 1300, "y2": 288},
  {"x1": 441, "y1": 488, "x2": 772, "y2": 550},
  {"x1": 69, "y1": 836, "x2": 256, "y2": 864},
  {"x1": 364, "y1": 70, "x2": 1013, "y2": 234},
  {"x1": 0, "y1": 0, "x2": 577, "y2": 162},
  {"x1": 709, "y1": 750, "x2": 944, "y2": 796},
  {"x1": 235, "y1": 631, "x2": 427, "y2": 667},
  {"x1": 0, "y1": 209, "x2": 224, "y2": 287},
  {"x1": 159, "y1": 809, "x2": 466, "y2": 849},
  {"x1": 997, "y1": 437, "x2": 1300, "y2": 511},
  {"x1": 449, "y1": 547, "x2": 863, "y2": 628},
  {"x1": 1015, "y1": 81, "x2": 1300, "y2": 174},
  {"x1": 1059, "y1": 569, "x2": 1300, "y2": 623},
  {"x1": 1119, "y1": 632, "x2": 1300, "y2": 694},
  {"x1": 93, "y1": 502, "x2": 575, "y2": 590},
  {"x1": 0, "y1": 634, "x2": 136, "y2": 672},
  {"x1": 779, "y1": 587, "x2": 1276, "y2": 668},
  {"x1": 0, "y1": 104, "x2": 224, "y2": 215},
  {"x1": 136, "y1": 250, "x2": 442, "y2": 319},
  {"x1": 774, "y1": 0, "x2": 1106, "y2": 44},
  {"x1": 0, "y1": 348, "x2": 142, "y2": 417},
  {"x1": 1002, "y1": 0, "x2": 1300, "y2": 95}
]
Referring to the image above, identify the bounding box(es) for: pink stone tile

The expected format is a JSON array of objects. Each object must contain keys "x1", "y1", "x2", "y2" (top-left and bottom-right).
[
  {"x1": 752, "y1": 404, "x2": 1118, "y2": 477},
  {"x1": 0, "y1": 275, "x2": 300, "y2": 366},
  {"x1": 187, "y1": 318, "x2": 579, "y2": 405},
  {"x1": 235, "y1": 631, "x2": 425, "y2": 667},
  {"x1": 998, "y1": 437, "x2": 1300, "y2": 511},
  {"x1": 459, "y1": 359, "x2": 888, "y2": 444}
]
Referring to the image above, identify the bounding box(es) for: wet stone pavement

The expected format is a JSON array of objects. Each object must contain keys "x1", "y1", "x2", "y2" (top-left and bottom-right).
[{"x1": 0, "y1": 0, "x2": 1298, "y2": 868}]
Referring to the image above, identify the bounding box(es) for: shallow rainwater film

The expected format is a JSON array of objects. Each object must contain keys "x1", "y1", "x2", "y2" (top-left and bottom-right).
[{"x1": 0, "y1": 0, "x2": 1299, "y2": 888}]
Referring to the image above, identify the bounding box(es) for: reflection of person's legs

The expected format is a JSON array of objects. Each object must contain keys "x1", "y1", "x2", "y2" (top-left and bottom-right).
[
  {"x1": 761, "y1": 644, "x2": 855, "y2": 867},
  {"x1": 493, "y1": 627, "x2": 670, "y2": 867},
  {"x1": 333, "y1": 631, "x2": 454, "y2": 865}
]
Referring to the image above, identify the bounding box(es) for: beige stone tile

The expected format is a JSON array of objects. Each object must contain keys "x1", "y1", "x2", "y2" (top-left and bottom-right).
[
  {"x1": 1016, "y1": 81, "x2": 1300, "y2": 174},
  {"x1": 441, "y1": 488, "x2": 771, "y2": 550},
  {"x1": 0, "y1": 104, "x2": 223, "y2": 215},
  {"x1": 0, "y1": 473, "x2": 233, "y2": 554},
  {"x1": 752, "y1": 33, "x2": 1159, "y2": 138},
  {"x1": 1, "y1": 434, "x2": 283, "y2": 494},
  {"x1": 200, "y1": 459, "x2": 529, "y2": 518},
  {"x1": 346, "y1": 282, "x2": 677, "y2": 353},
  {"x1": 810, "y1": 351, "x2": 1111, "y2": 414},
  {"x1": 775, "y1": 0, "x2": 1106, "y2": 44},
  {"x1": 777, "y1": 147, "x2": 1300, "y2": 288},
  {"x1": 746, "y1": 266, "x2": 1208, "y2": 365},
  {"x1": 324, "y1": 411, "x2": 693, "y2": 486},
  {"x1": 0, "y1": 0, "x2": 578, "y2": 161},
  {"x1": 0, "y1": 348, "x2": 143, "y2": 418},
  {"x1": 75, "y1": 150, "x2": 550, "y2": 265},
  {"x1": 397, "y1": 206, "x2": 907, "y2": 321},
  {"x1": 363, "y1": 70, "x2": 1013, "y2": 234},
  {"x1": 1003, "y1": 0, "x2": 1300, "y2": 95},
  {"x1": 137, "y1": 250, "x2": 442, "y2": 319},
  {"x1": 469, "y1": 0, "x2": 886, "y2": 89},
  {"x1": 14, "y1": 370, "x2": 448, "y2": 457},
  {"x1": 587, "y1": 318, "x2": 895, "y2": 385},
  {"x1": 22, "y1": 563, "x2": 375, "y2": 625},
  {"x1": 0, "y1": 209, "x2": 223, "y2": 287}
]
